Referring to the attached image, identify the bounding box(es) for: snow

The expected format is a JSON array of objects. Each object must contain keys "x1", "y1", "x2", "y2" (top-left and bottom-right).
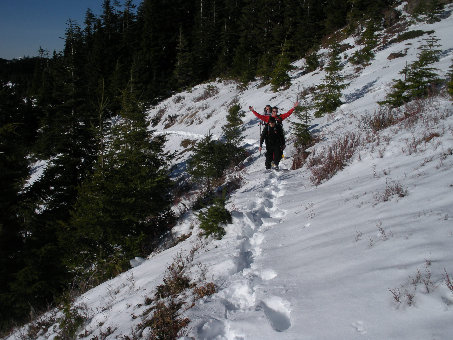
[{"x1": 6, "y1": 5, "x2": 453, "y2": 340}]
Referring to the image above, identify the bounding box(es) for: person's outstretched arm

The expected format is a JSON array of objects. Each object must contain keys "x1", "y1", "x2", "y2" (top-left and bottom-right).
[
  {"x1": 249, "y1": 106, "x2": 270, "y2": 123},
  {"x1": 279, "y1": 101, "x2": 299, "y2": 120}
]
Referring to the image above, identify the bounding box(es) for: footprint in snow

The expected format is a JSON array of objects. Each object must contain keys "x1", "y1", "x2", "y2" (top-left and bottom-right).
[
  {"x1": 352, "y1": 321, "x2": 367, "y2": 335},
  {"x1": 258, "y1": 296, "x2": 291, "y2": 332}
]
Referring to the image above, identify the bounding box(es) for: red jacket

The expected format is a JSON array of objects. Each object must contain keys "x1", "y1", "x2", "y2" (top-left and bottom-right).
[{"x1": 252, "y1": 107, "x2": 295, "y2": 124}]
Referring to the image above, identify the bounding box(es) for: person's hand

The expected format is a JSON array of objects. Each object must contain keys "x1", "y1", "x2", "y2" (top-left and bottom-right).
[
  {"x1": 293, "y1": 101, "x2": 299, "y2": 108},
  {"x1": 249, "y1": 106, "x2": 254, "y2": 111},
  {"x1": 259, "y1": 146, "x2": 262, "y2": 152}
]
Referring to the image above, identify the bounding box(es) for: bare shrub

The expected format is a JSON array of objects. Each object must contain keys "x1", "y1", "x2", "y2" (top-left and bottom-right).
[
  {"x1": 308, "y1": 132, "x2": 361, "y2": 185},
  {"x1": 194, "y1": 282, "x2": 217, "y2": 299},
  {"x1": 376, "y1": 221, "x2": 393, "y2": 240},
  {"x1": 151, "y1": 107, "x2": 167, "y2": 127},
  {"x1": 389, "y1": 288, "x2": 401, "y2": 303},
  {"x1": 390, "y1": 262, "x2": 437, "y2": 307},
  {"x1": 146, "y1": 301, "x2": 190, "y2": 340},
  {"x1": 375, "y1": 179, "x2": 408, "y2": 202},
  {"x1": 135, "y1": 242, "x2": 209, "y2": 339},
  {"x1": 180, "y1": 139, "x2": 197, "y2": 149},
  {"x1": 400, "y1": 98, "x2": 427, "y2": 128},
  {"x1": 362, "y1": 106, "x2": 397, "y2": 132},
  {"x1": 444, "y1": 269, "x2": 453, "y2": 293},
  {"x1": 173, "y1": 95, "x2": 185, "y2": 104},
  {"x1": 155, "y1": 253, "x2": 194, "y2": 299},
  {"x1": 15, "y1": 310, "x2": 58, "y2": 340},
  {"x1": 194, "y1": 85, "x2": 219, "y2": 102},
  {"x1": 163, "y1": 114, "x2": 178, "y2": 129}
]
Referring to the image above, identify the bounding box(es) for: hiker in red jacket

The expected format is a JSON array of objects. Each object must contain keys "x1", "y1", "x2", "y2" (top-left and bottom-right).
[{"x1": 249, "y1": 101, "x2": 299, "y2": 125}]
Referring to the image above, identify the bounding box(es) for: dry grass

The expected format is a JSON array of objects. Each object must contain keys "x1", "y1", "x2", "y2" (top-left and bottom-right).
[{"x1": 307, "y1": 132, "x2": 361, "y2": 185}]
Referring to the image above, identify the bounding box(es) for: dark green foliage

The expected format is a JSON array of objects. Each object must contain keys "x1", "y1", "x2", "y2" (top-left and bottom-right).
[
  {"x1": 222, "y1": 102, "x2": 246, "y2": 146},
  {"x1": 313, "y1": 43, "x2": 347, "y2": 117},
  {"x1": 222, "y1": 102, "x2": 248, "y2": 168},
  {"x1": 271, "y1": 42, "x2": 294, "y2": 91},
  {"x1": 350, "y1": 20, "x2": 379, "y2": 65},
  {"x1": 0, "y1": 83, "x2": 31, "y2": 330},
  {"x1": 291, "y1": 100, "x2": 313, "y2": 149},
  {"x1": 55, "y1": 296, "x2": 87, "y2": 340},
  {"x1": 381, "y1": 36, "x2": 441, "y2": 107},
  {"x1": 197, "y1": 197, "x2": 232, "y2": 239},
  {"x1": 389, "y1": 30, "x2": 435, "y2": 44},
  {"x1": 190, "y1": 109, "x2": 247, "y2": 193},
  {"x1": 305, "y1": 50, "x2": 320, "y2": 72},
  {"x1": 174, "y1": 27, "x2": 194, "y2": 90},
  {"x1": 411, "y1": 0, "x2": 445, "y2": 23},
  {"x1": 447, "y1": 60, "x2": 453, "y2": 99},
  {"x1": 65, "y1": 88, "x2": 174, "y2": 283},
  {"x1": 187, "y1": 133, "x2": 231, "y2": 191}
]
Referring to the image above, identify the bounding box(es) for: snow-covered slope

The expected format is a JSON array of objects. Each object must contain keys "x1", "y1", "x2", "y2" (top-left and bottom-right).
[{"x1": 6, "y1": 5, "x2": 453, "y2": 340}]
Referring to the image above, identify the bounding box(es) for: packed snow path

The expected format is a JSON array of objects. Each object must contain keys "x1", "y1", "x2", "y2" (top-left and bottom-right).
[{"x1": 192, "y1": 155, "x2": 294, "y2": 339}]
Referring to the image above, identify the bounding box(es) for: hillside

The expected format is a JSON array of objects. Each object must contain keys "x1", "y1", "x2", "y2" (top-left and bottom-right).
[{"x1": 5, "y1": 3, "x2": 453, "y2": 340}]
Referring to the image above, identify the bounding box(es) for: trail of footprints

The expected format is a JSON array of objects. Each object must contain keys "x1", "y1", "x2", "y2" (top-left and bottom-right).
[{"x1": 199, "y1": 171, "x2": 291, "y2": 337}]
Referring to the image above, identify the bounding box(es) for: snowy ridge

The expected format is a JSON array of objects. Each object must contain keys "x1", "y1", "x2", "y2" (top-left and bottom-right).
[{"x1": 5, "y1": 4, "x2": 453, "y2": 340}]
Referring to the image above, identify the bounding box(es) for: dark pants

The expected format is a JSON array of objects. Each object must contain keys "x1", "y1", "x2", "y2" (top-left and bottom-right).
[{"x1": 265, "y1": 146, "x2": 282, "y2": 169}]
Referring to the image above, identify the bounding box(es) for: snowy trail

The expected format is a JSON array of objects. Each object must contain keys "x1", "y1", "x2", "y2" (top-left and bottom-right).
[{"x1": 193, "y1": 154, "x2": 295, "y2": 339}]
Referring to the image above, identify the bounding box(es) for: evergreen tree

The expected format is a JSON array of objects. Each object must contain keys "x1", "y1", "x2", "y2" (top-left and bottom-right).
[
  {"x1": 447, "y1": 60, "x2": 453, "y2": 99},
  {"x1": 381, "y1": 36, "x2": 441, "y2": 107},
  {"x1": 291, "y1": 97, "x2": 312, "y2": 149},
  {"x1": 231, "y1": 0, "x2": 261, "y2": 82},
  {"x1": 66, "y1": 86, "x2": 174, "y2": 283},
  {"x1": 293, "y1": 0, "x2": 326, "y2": 57},
  {"x1": 197, "y1": 196, "x2": 231, "y2": 239},
  {"x1": 323, "y1": 0, "x2": 350, "y2": 34},
  {"x1": 221, "y1": 101, "x2": 248, "y2": 166},
  {"x1": 406, "y1": 36, "x2": 441, "y2": 98},
  {"x1": 350, "y1": 19, "x2": 379, "y2": 65},
  {"x1": 305, "y1": 49, "x2": 320, "y2": 72},
  {"x1": 188, "y1": 133, "x2": 229, "y2": 191},
  {"x1": 222, "y1": 101, "x2": 246, "y2": 146},
  {"x1": 313, "y1": 43, "x2": 347, "y2": 117},
  {"x1": 271, "y1": 41, "x2": 294, "y2": 91},
  {"x1": 0, "y1": 83, "x2": 30, "y2": 329},
  {"x1": 173, "y1": 27, "x2": 194, "y2": 90},
  {"x1": 412, "y1": 0, "x2": 444, "y2": 23}
]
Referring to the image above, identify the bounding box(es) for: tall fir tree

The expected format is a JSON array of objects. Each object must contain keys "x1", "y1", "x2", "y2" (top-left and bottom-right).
[
  {"x1": 271, "y1": 41, "x2": 294, "y2": 91},
  {"x1": 174, "y1": 27, "x2": 194, "y2": 90},
  {"x1": 0, "y1": 83, "x2": 31, "y2": 329},
  {"x1": 66, "y1": 86, "x2": 174, "y2": 283},
  {"x1": 313, "y1": 43, "x2": 347, "y2": 117}
]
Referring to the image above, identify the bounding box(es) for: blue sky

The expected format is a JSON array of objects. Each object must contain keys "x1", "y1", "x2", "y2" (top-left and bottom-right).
[{"x1": 0, "y1": 1, "x2": 139, "y2": 60}]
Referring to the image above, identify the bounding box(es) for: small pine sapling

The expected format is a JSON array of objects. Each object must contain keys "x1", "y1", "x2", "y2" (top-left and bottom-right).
[{"x1": 197, "y1": 196, "x2": 232, "y2": 239}]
